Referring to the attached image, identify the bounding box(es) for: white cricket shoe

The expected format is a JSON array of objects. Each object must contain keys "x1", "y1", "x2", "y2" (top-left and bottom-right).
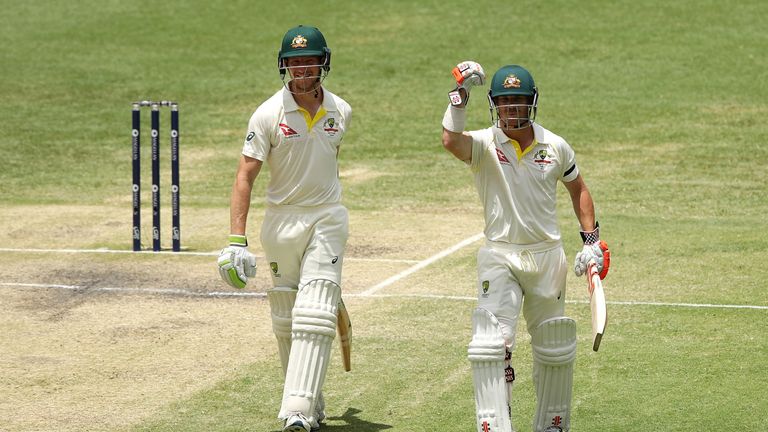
[{"x1": 283, "y1": 413, "x2": 311, "y2": 432}]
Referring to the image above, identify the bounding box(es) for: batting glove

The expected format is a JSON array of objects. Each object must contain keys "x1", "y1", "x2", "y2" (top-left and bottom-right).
[
  {"x1": 449, "y1": 61, "x2": 485, "y2": 106},
  {"x1": 217, "y1": 234, "x2": 257, "y2": 289},
  {"x1": 574, "y1": 223, "x2": 610, "y2": 279}
]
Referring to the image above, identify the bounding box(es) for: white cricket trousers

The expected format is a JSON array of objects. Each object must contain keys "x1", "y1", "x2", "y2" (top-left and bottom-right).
[
  {"x1": 476, "y1": 239, "x2": 568, "y2": 348},
  {"x1": 260, "y1": 203, "x2": 349, "y2": 289}
]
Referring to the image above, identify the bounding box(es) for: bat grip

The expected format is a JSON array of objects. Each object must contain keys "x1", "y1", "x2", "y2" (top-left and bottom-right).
[{"x1": 586, "y1": 260, "x2": 599, "y2": 296}]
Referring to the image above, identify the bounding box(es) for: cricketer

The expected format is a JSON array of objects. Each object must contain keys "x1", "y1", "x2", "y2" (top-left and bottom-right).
[{"x1": 442, "y1": 62, "x2": 610, "y2": 432}]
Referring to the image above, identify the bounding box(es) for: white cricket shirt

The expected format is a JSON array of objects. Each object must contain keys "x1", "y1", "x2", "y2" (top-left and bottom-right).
[
  {"x1": 242, "y1": 87, "x2": 352, "y2": 207},
  {"x1": 468, "y1": 122, "x2": 579, "y2": 245}
]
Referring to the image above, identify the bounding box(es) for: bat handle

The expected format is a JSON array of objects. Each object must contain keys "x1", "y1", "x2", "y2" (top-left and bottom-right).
[{"x1": 586, "y1": 260, "x2": 599, "y2": 296}]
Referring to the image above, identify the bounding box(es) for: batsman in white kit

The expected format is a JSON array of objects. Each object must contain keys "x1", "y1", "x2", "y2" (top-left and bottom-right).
[
  {"x1": 442, "y1": 62, "x2": 611, "y2": 432},
  {"x1": 217, "y1": 25, "x2": 352, "y2": 432}
]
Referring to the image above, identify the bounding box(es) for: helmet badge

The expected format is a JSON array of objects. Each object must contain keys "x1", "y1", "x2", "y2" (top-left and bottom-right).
[
  {"x1": 503, "y1": 74, "x2": 522, "y2": 89},
  {"x1": 291, "y1": 35, "x2": 308, "y2": 48}
]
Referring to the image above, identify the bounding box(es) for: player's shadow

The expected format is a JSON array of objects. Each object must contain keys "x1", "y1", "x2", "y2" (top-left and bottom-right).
[
  {"x1": 268, "y1": 407, "x2": 392, "y2": 431},
  {"x1": 321, "y1": 407, "x2": 393, "y2": 431}
]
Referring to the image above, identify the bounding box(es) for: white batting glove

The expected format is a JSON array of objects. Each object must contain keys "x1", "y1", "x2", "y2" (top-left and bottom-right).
[
  {"x1": 449, "y1": 61, "x2": 485, "y2": 106},
  {"x1": 574, "y1": 240, "x2": 611, "y2": 280},
  {"x1": 453, "y1": 61, "x2": 486, "y2": 89},
  {"x1": 217, "y1": 235, "x2": 257, "y2": 289}
]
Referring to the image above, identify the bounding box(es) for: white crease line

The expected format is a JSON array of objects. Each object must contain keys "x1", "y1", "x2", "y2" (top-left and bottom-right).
[
  {"x1": 0, "y1": 247, "x2": 218, "y2": 256},
  {"x1": 0, "y1": 282, "x2": 267, "y2": 298},
  {"x1": 599, "y1": 300, "x2": 768, "y2": 310},
  {"x1": 4, "y1": 282, "x2": 82, "y2": 290},
  {"x1": 363, "y1": 293, "x2": 768, "y2": 309},
  {"x1": 347, "y1": 257, "x2": 420, "y2": 264},
  {"x1": 359, "y1": 233, "x2": 485, "y2": 296},
  {"x1": 0, "y1": 248, "x2": 419, "y2": 263},
  {"x1": 1, "y1": 282, "x2": 767, "y2": 310}
]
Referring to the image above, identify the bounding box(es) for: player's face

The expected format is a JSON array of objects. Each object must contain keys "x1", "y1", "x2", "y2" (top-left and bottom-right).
[
  {"x1": 285, "y1": 56, "x2": 323, "y2": 92},
  {"x1": 495, "y1": 95, "x2": 533, "y2": 129}
]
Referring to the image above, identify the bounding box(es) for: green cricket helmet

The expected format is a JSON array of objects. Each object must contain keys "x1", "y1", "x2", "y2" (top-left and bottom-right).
[
  {"x1": 487, "y1": 65, "x2": 538, "y2": 129},
  {"x1": 277, "y1": 25, "x2": 331, "y2": 78}
]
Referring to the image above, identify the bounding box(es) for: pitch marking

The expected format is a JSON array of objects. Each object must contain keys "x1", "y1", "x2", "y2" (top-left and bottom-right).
[
  {"x1": 359, "y1": 233, "x2": 485, "y2": 296},
  {"x1": 2, "y1": 282, "x2": 767, "y2": 310},
  {"x1": 0, "y1": 247, "x2": 418, "y2": 264}
]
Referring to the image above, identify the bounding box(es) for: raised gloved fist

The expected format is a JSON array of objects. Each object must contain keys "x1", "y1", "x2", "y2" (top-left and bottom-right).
[
  {"x1": 449, "y1": 61, "x2": 485, "y2": 106},
  {"x1": 217, "y1": 235, "x2": 257, "y2": 289},
  {"x1": 452, "y1": 61, "x2": 486, "y2": 89},
  {"x1": 574, "y1": 239, "x2": 610, "y2": 280}
]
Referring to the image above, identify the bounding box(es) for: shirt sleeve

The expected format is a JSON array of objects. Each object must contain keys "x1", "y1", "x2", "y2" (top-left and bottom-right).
[
  {"x1": 339, "y1": 101, "x2": 352, "y2": 144},
  {"x1": 241, "y1": 108, "x2": 272, "y2": 161},
  {"x1": 468, "y1": 129, "x2": 490, "y2": 171},
  {"x1": 559, "y1": 140, "x2": 579, "y2": 182},
  {"x1": 343, "y1": 102, "x2": 352, "y2": 131}
]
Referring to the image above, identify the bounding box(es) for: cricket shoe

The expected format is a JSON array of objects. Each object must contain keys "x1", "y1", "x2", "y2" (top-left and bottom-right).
[
  {"x1": 543, "y1": 427, "x2": 563, "y2": 432},
  {"x1": 283, "y1": 413, "x2": 311, "y2": 432}
]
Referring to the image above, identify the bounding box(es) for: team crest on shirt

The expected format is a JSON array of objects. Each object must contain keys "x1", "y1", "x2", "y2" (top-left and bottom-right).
[
  {"x1": 279, "y1": 123, "x2": 300, "y2": 138},
  {"x1": 495, "y1": 147, "x2": 511, "y2": 165},
  {"x1": 291, "y1": 35, "x2": 308, "y2": 48},
  {"x1": 533, "y1": 148, "x2": 553, "y2": 171},
  {"x1": 323, "y1": 117, "x2": 339, "y2": 136},
  {"x1": 481, "y1": 280, "x2": 490, "y2": 298},
  {"x1": 503, "y1": 74, "x2": 522, "y2": 88}
]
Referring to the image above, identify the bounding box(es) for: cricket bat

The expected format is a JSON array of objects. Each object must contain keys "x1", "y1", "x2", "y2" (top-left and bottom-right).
[
  {"x1": 586, "y1": 259, "x2": 607, "y2": 352},
  {"x1": 337, "y1": 298, "x2": 352, "y2": 372}
]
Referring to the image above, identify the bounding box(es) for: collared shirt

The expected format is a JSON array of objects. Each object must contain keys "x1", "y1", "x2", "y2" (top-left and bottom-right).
[
  {"x1": 468, "y1": 122, "x2": 579, "y2": 245},
  {"x1": 242, "y1": 87, "x2": 352, "y2": 207}
]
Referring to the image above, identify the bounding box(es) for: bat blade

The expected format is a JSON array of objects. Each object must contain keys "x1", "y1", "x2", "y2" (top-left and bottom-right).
[
  {"x1": 337, "y1": 299, "x2": 352, "y2": 372},
  {"x1": 587, "y1": 260, "x2": 607, "y2": 352}
]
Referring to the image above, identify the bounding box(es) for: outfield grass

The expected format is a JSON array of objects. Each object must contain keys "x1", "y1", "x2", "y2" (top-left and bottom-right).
[{"x1": 1, "y1": 0, "x2": 767, "y2": 431}]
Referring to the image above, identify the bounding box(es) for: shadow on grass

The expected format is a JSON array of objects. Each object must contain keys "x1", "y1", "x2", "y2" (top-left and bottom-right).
[
  {"x1": 323, "y1": 407, "x2": 393, "y2": 431},
  {"x1": 270, "y1": 407, "x2": 393, "y2": 431}
]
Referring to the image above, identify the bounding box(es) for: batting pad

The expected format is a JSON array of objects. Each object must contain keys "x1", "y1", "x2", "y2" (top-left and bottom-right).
[
  {"x1": 468, "y1": 308, "x2": 514, "y2": 432},
  {"x1": 531, "y1": 317, "x2": 577, "y2": 432},
  {"x1": 279, "y1": 279, "x2": 340, "y2": 424},
  {"x1": 267, "y1": 287, "x2": 297, "y2": 374}
]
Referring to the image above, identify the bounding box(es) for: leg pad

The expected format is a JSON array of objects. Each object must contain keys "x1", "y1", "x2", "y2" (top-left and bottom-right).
[
  {"x1": 279, "y1": 279, "x2": 340, "y2": 427},
  {"x1": 468, "y1": 308, "x2": 514, "y2": 432},
  {"x1": 268, "y1": 287, "x2": 297, "y2": 374},
  {"x1": 531, "y1": 317, "x2": 577, "y2": 432}
]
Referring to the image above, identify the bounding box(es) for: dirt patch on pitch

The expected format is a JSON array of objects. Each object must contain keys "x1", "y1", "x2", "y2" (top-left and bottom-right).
[
  {"x1": 0, "y1": 204, "x2": 484, "y2": 431},
  {"x1": 0, "y1": 287, "x2": 275, "y2": 432}
]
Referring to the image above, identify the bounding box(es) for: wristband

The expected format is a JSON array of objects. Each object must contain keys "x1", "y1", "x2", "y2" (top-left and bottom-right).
[
  {"x1": 228, "y1": 234, "x2": 247, "y2": 247},
  {"x1": 579, "y1": 221, "x2": 599, "y2": 245},
  {"x1": 442, "y1": 104, "x2": 466, "y2": 133}
]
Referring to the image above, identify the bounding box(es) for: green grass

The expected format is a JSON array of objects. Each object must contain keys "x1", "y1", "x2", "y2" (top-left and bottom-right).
[{"x1": 1, "y1": 0, "x2": 767, "y2": 430}]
